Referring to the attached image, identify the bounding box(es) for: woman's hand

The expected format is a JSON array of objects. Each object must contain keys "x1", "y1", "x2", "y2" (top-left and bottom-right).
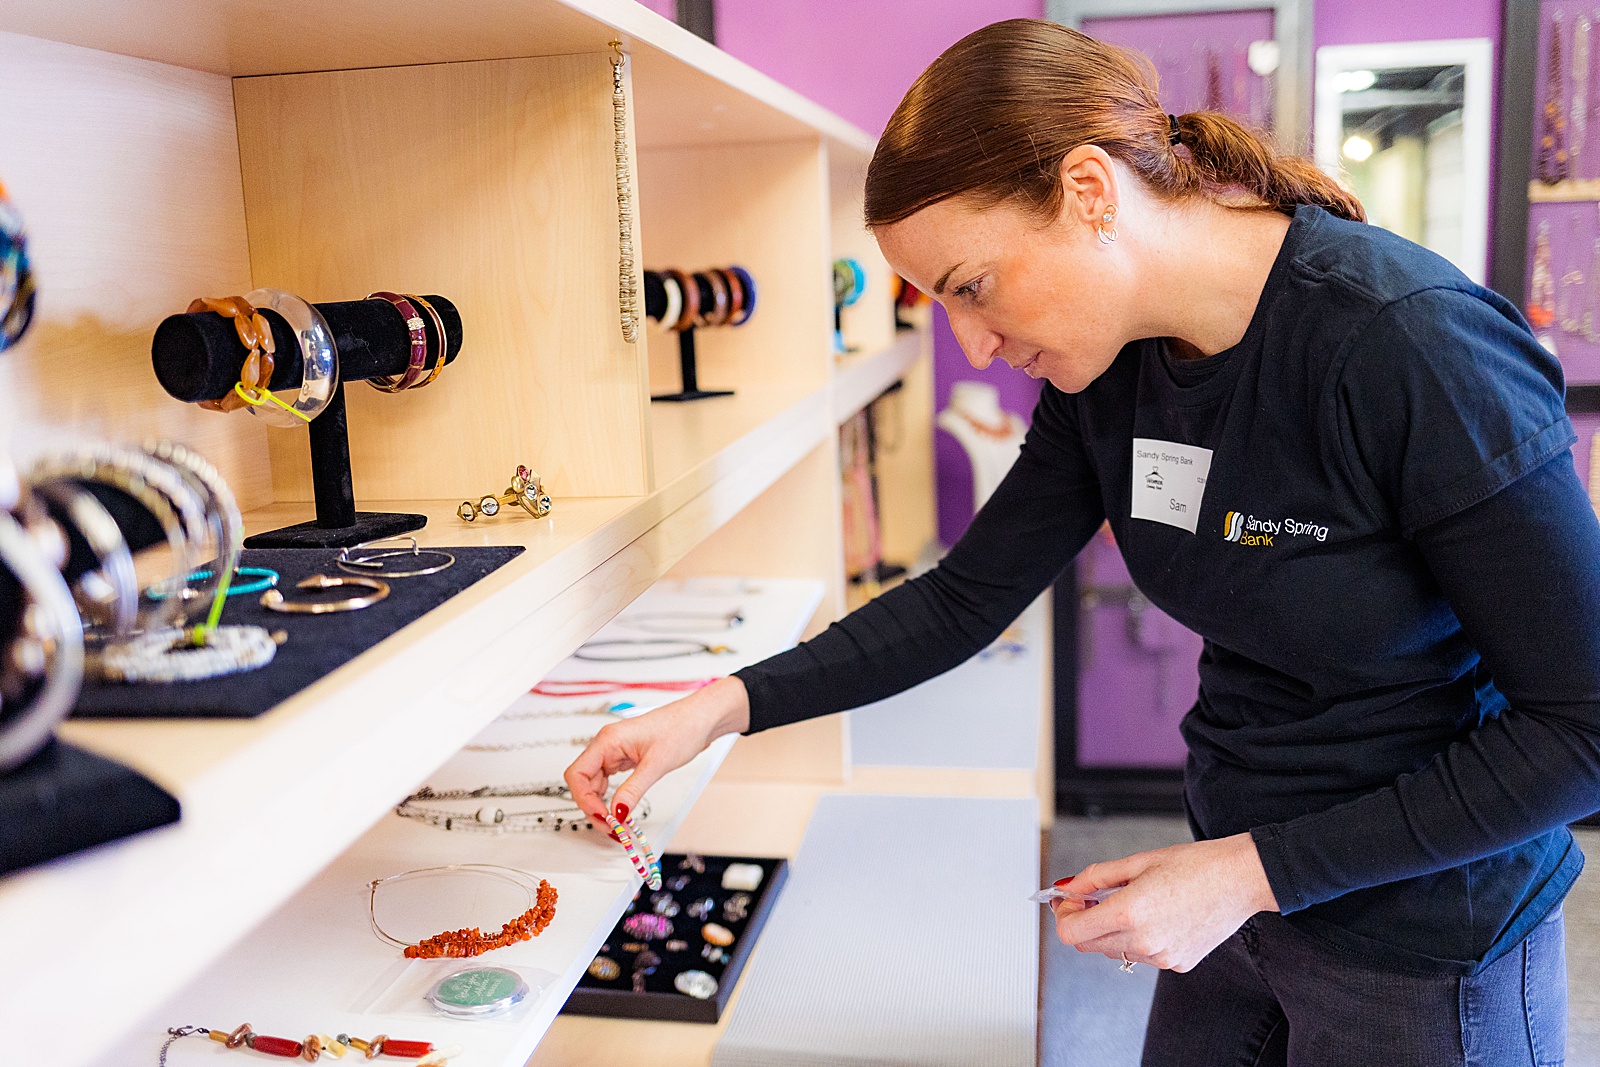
[
  {"x1": 563, "y1": 676, "x2": 751, "y2": 823},
  {"x1": 1051, "y1": 833, "x2": 1279, "y2": 972}
]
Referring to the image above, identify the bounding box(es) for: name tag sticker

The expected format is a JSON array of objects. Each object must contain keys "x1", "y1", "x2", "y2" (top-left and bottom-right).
[{"x1": 1130, "y1": 438, "x2": 1213, "y2": 534}]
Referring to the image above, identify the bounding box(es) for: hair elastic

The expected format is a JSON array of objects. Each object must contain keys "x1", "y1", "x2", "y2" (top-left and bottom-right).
[{"x1": 1168, "y1": 113, "x2": 1182, "y2": 145}]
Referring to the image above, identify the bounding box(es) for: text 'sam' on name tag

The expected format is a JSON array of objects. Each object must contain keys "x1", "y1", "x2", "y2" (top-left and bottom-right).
[{"x1": 1130, "y1": 438, "x2": 1213, "y2": 534}]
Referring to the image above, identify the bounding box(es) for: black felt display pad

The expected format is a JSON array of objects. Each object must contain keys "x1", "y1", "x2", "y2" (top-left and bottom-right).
[
  {"x1": 0, "y1": 738, "x2": 180, "y2": 876},
  {"x1": 564, "y1": 854, "x2": 788, "y2": 1024},
  {"x1": 70, "y1": 545, "x2": 524, "y2": 720}
]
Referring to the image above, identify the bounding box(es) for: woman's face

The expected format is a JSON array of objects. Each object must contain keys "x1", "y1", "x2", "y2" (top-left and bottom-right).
[{"x1": 875, "y1": 194, "x2": 1133, "y2": 393}]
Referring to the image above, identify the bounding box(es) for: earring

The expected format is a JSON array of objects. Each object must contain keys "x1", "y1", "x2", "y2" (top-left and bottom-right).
[{"x1": 1098, "y1": 206, "x2": 1118, "y2": 245}]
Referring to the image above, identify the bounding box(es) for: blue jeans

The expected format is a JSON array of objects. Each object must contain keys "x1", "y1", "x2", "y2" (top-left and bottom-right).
[{"x1": 1141, "y1": 909, "x2": 1567, "y2": 1066}]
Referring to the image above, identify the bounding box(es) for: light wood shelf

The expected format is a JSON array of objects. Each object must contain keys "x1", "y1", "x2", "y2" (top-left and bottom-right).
[{"x1": 832, "y1": 329, "x2": 927, "y2": 425}]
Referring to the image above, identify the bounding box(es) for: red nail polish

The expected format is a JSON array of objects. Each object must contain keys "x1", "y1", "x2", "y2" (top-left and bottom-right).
[
  {"x1": 1054, "y1": 877, "x2": 1073, "y2": 887},
  {"x1": 614, "y1": 802, "x2": 630, "y2": 822}
]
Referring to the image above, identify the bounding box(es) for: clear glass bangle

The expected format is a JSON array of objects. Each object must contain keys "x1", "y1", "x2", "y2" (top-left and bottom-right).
[{"x1": 244, "y1": 288, "x2": 339, "y2": 427}]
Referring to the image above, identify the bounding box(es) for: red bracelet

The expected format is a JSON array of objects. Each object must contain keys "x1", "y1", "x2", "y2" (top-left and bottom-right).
[{"x1": 367, "y1": 291, "x2": 429, "y2": 392}]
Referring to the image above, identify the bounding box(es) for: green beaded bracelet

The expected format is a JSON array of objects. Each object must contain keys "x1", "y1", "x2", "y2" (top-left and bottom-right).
[{"x1": 145, "y1": 566, "x2": 279, "y2": 601}]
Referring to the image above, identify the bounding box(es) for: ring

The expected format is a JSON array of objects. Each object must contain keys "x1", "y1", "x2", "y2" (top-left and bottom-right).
[{"x1": 1120, "y1": 952, "x2": 1135, "y2": 973}]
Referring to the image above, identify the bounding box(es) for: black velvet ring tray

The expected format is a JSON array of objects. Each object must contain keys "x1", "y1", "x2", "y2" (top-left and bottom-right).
[
  {"x1": 70, "y1": 545, "x2": 523, "y2": 720},
  {"x1": 564, "y1": 853, "x2": 788, "y2": 1024}
]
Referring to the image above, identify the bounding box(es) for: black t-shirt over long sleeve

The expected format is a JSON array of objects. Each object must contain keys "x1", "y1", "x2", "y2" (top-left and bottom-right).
[{"x1": 737, "y1": 205, "x2": 1600, "y2": 974}]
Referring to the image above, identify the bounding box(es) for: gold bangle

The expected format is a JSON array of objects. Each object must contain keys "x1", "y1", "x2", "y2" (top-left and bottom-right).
[
  {"x1": 404, "y1": 294, "x2": 450, "y2": 390},
  {"x1": 260, "y1": 573, "x2": 390, "y2": 614}
]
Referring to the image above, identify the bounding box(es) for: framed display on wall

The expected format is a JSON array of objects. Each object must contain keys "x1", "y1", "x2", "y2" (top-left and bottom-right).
[{"x1": 1046, "y1": 0, "x2": 1313, "y2": 150}]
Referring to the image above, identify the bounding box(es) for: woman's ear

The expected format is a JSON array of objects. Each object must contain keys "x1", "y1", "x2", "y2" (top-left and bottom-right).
[{"x1": 1059, "y1": 146, "x2": 1120, "y2": 233}]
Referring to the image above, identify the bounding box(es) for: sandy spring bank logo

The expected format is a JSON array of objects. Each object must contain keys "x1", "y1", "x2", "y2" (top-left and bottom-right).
[{"x1": 1223, "y1": 511, "x2": 1328, "y2": 547}]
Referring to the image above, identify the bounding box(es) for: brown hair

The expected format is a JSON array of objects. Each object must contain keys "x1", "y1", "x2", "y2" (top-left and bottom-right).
[{"x1": 864, "y1": 19, "x2": 1364, "y2": 228}]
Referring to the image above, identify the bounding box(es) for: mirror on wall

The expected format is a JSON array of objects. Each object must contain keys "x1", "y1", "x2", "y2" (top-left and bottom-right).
[{"x1": 1315, "y1": 40, "x2": 1494, "y2": 282}]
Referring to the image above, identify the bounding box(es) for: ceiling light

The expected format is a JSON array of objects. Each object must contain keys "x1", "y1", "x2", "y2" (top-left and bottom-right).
[{"x1": 1342, "y1": 134, "x2": 1374, "y2": 161}]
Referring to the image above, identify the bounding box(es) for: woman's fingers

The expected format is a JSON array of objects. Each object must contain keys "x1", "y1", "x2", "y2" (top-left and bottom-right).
[
  {"x1": 564, "y1": 723, "x2": 640, "y2": 820},
  {"x1": 1059, "y1": 850, "x2": 1156, "y2": 895}
]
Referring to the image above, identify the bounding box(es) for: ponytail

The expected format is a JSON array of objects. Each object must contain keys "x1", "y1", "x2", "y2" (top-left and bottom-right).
[
  {"x1": 865, "y1": 19, "x2": 1365, "y2": 228},
  {"x1": 1169, "y1": 112, "x2": 1365, "y2": 222}
]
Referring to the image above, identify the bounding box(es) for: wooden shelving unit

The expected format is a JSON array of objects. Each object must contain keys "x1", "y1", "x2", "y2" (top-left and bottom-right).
[{"x1": 0, "y1": 1, "x2": 930, "y2": 1064}]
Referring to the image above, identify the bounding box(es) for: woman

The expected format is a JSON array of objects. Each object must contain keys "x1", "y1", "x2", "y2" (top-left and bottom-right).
[{"x1": 568, "y1": 20, "x2": 1598, "y2": 1065}]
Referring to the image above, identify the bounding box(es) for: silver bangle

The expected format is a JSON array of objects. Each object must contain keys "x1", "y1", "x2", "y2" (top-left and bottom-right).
[
  {"x1": 0, "y1": 510, "x2": 85, "y2": 773},
  {"x1": 243, "y1": 288, "x2": 339, "y2": 426},
  {"x1": 142, "y1": 440, "x2": 243, "y2": 627},
  {"x1": 29, "y1": 444, "x2": 206, "y2": 630},
  {"x1": 28, "y1": 480, "x2": 139, "y2": 637}
]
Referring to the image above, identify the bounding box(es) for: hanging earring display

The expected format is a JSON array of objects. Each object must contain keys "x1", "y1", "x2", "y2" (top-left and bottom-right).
[
  {"x1": 1541, "y1": 14, "x2": 1573, "y2": 184},
  {"x1": 1561, "y1": 268, "x2": 1587, "y2": 333},
  {"x1": 1576, "y1": 16, "x2": 1592, "y2": 172},
  {"x1": 1529, "y1": 221, "x2": 1558, "y2": 329},
  {"x1": 610, "y1": 42, "x2": 639, "y2": 345}
]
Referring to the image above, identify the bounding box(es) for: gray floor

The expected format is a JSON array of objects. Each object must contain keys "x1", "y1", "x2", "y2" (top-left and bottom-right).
[{"x1": 1042, "y1": 818, "x2": 1600, "y2": 1067}]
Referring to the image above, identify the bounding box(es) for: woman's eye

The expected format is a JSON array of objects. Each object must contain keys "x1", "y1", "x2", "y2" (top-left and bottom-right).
[{"x1": 952, "y1": 278, "x2": 982, "y2": 300}]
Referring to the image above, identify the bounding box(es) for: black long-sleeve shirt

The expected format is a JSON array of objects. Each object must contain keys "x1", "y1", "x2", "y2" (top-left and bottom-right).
[{"x1": 738, "y1": 206, "x2": 1600, "y2": 974}]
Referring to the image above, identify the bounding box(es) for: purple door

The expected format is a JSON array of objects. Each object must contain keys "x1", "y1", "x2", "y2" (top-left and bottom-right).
[{"x1": 1069, "y1": 10, "x2": 1276, "y2": 771}]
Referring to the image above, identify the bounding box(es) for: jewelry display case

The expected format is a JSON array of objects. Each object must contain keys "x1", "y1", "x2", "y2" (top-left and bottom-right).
[{"x1": 0, "y1": 2, "x2": 931, "y2": 1063}]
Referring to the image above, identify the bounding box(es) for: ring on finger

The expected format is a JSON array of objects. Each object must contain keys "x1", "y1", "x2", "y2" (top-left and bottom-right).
[{"x1": 1120, "y1": 952, "x2": 1136, "y2": 973}]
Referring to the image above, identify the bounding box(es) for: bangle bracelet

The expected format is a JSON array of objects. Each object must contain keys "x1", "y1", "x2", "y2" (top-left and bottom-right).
[
  {"x1": 0, "y1": 510, "x2": 85, "y2": 773},
  {"x1": 664, "y1": 268, "x2": 698, "y2": 332},
  {"x1": 262, "y1": 573, "x2": 390, "y2": 614},
  {"x1": 695, "y1": 270, "x2": 729, "y2": 327},
  {"x1": 29, "y1": 444, "x2": 205, "y2": 629},
  {"x1": 0, "y1": 181, "x2": 37, "y2": 352},
  {"x1": 242, "y1": 289, "x2": 339, "y2": 424},
  {"x1": 145, "y1": 567, "x2": 279, "y2": 600},
  {"x1": 337, "y1": 548, "x2": 455, "y2": 578},
  {"x1": 404, "y1": 293, "x2": 450, "y2": 390},
  {"x1": 188, "y1": 296, "x2": 277, "y2": 413},
  {"x1": 719, "y1": 267, "x2": 745, "y2": 325},
  {"x1": 143, "y1": 440, "x2": 245, "y2": 634},
  {"x1": 28, "y1": 480, "x2": 140, "y2": 637},
  {"x1": 657, "y1": 272, "x2": 683, "y2": 332},
  {"x1": 727, "y1": 266, "x2": 757, "y2": 325},
  {"x1": 91, "y1": 624, "x2": 279, "y2": 684},
  {"x1": 367, "y1": 291, "x2": 429, "y2": 392}
]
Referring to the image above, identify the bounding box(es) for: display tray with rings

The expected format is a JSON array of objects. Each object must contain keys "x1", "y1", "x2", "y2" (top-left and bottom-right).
[
  {"x1": 563, "y1": 853, "x2": 788, "y2": 1024},
  {"x1": 70, "y1": 545, "x2": 524, "y2": 719}
]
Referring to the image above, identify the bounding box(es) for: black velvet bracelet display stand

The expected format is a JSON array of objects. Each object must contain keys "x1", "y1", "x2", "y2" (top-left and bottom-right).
[
  {"x1": 564, "y1": 854, "x2": 788, "y2": 1023},
  {"x1": 151, "y1": 296, "x2": 463, "y2": 548},
  {"x1": 0, "y1": 569, "x2": 179, "y2": 876},
  {"x1": 71, "y1": 544, "x2": 524, "y2": 719},
  {"x1": 643, "y1": 272, "x2": 734, "y2": 403}
]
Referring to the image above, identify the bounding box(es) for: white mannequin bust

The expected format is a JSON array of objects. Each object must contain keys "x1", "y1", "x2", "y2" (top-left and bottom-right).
[{"x1": 937, "y1": 380, "x2": 1028, "y2": 512}]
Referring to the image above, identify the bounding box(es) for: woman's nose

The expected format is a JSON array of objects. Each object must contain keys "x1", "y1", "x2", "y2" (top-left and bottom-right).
[{"x1": 948, "y1": 311, "x2": 1002, "y2": 371}]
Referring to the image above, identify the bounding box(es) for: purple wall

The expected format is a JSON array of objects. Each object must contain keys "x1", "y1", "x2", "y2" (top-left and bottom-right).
[
  {"x1": 1316, "y1": 0, "x2": 1500, "y2": 47},
  {"x1": 1085, "y1": 9, "x2": 1277, "y2": 123},
  {"x1": 716, "y1": 0, "x2": 1044, "y2": 138}
]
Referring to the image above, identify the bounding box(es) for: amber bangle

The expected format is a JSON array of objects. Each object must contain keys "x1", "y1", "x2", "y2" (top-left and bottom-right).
[
  {"x1": 719, "y1": 268, "x2": 745, "y2": 325},
  {"x1": 367, "y1": 291, "x2": 429, "y2": 392},
  {"x1": 696, "y1": 270, "x2": 729, "y2": 327},
  {"x1": 664, "y1": 268, "x2": 698, "y2": 331},
  {"x1": 404, "y1": 293, "x2": 450, "y2": 390}
]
